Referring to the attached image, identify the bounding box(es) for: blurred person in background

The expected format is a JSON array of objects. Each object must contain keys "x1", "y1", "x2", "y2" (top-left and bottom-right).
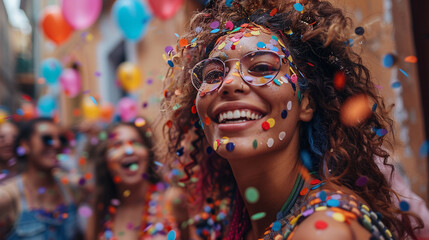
[
  {"x1": 86, "y1": 121, "x2": 185, "y2": 240},
  {"x1": 0, "y1": 117, "x2": 80, "y2": 239},
  {"x1": 0, "y1": 121, "x2": 19, "y2": 181}
]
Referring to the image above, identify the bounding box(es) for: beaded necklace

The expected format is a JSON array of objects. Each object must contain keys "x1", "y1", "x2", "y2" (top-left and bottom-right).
[{"x1": 101, "y1": 186, "x2": 154, "y2": 240}]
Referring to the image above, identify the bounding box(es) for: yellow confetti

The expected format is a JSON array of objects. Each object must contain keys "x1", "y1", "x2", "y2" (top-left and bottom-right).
[
  {"x1": 332, "y1": 212, "x2": 345, "y2": 222},
  {"x1": 213, "y1": 140, "x2": 219, "y2": 151},
  {"x1": 221, "y1": 137, "x2": 229, "y2": 144},
  {"x1": 267, "y1": 118, "x2": 276, "y2": 128},
  {"x1": 218, "y1": 42, "x2": 226, "y2": 50},
  {"x1": 123, "y1": 190, "x2": 130, "y2": 197},
  {"x1": 250, "y1": 30, "x2": 260, "y2": 35}
]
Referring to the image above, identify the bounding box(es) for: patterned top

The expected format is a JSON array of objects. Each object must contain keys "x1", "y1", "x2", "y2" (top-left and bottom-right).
[{"x1": 263, "y1": 190, "x2": 395, "y2": 240}]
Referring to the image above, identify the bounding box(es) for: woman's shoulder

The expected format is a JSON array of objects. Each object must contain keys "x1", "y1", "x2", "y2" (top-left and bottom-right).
[
  {"x1": 0, "y1": 176, "x2": 20, "y2": 202},
  {"x1": 264, "y1": 190, "x2": 395, "y2": 240}
]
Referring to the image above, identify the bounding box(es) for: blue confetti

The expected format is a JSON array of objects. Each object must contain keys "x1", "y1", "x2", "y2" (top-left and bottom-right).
[
  {"x1": 225, "y1": 0, "x2": 233, "y2": 7},
  {"x1": 167, "y1": 60, "x2": 174, "y2": 67},
  {"x1": 256, "y1": 42, "x2": 266, "y2": 48},
  {"x1": 376, "y1": 128, "x2": 388, "y2": 137},
  {"x1": 399, "y1": 68, "x2": 409, "y2": 77},
  {"x1": 272, "y1": 221, "x2": 281, "y2": 231},
  {"x1": 206, "y1": 146, "x2": 213, "y2": 154},
  {"x1": 391, "y1": 81, "x2": 401, "y2": 88},
  {"x1": 167, "y1": 230, "x2": 176, "y2": 240},
  {"x1": 281, "y1": 110, "x2": 288, "y2": 119},
  {"x1": 226, "y1": 142, "x2": 235, "y2": 152},
  {"x1": 319, "y1": 190, "x2": 327, "y2": 201},
  {"x1": 174, "y1": 33, "x2": 179, "y2": 38},
  {"x1": 372, "y1": 103, "x2": 377, "y2": 112},
  {"x1": 176, "y1": 147, "x2": 184, "y2": 156},
  {"x1": 210, "y1": 29, "x2": 220, "y2": 33},
  {"x1": 382, "y1": 54, "x2": 395, "y2": 68},
  {"x1": 399, "y1": 200, "x2": 410, "y2": 211},
  {"x1": 327, "y1": 199, "x2": 340, "y2": 207},
  {"x1": 294, "y1": 3, "x2": 303, "y2": 11},
  {"x1": 154, "y1": 161, "x2": 164, "y2": 167},
  {"x1": 90, "y1": 96, "x2": 97, "y2": 105},
  {"x1": 16, "y1": 109, "x2": 24, "y2": 115},
  {"x1": 273, "y1": 79, "x2": 281, "y2": 86},
  {"x1": 300, "y1": 150, "x2": 312, "y2": 171},
  {"x1": 270, "y1": 46, "x2": 279, "y2": 52},
  {"x1": 419, "y1": 140, "x2": 429, "y2": 158}
]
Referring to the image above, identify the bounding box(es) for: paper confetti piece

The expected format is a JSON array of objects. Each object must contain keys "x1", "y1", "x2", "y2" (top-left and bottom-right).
[
  {"x1": 245, "y1": 187, "x2": 259, "y2": 203},
  {"x1": 251, "y1": 212, "x2": 266, "y2": 220}
]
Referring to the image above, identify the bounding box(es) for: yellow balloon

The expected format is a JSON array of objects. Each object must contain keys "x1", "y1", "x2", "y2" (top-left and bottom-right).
[
  {"x1": 81, "y1": 96, "x2": 100, "y2": 120},
  {"x1": 117, "y1": 62, "x2": 142, "y2": 92}
]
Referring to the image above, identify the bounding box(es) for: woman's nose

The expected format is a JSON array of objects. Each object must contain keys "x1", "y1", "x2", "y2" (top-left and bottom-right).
[{"x1": 217, "y1": 62, "x2": 249, "y2": 96}]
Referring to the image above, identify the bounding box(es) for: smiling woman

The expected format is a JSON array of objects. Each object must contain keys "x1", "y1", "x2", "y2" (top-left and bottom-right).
[
  {"x1": 87, "y1": 121, "x2": 181, "y2": 240},
  {"x1": 161, "y1": 0, "x2": 423, "y2": 239}
]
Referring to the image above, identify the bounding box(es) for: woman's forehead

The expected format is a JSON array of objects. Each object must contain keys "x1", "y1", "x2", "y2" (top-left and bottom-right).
[{"x1": 209, "y1": 28, "x2": 284, "y2": 58}]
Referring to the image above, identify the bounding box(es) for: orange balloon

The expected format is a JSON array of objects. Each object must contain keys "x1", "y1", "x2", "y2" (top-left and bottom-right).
[
  {"x1": 40, "y1": 6, "x2": 74, "y2": 45},
  {"x1": 100, "y1": 103, "x2": 115, "y2": 122}
]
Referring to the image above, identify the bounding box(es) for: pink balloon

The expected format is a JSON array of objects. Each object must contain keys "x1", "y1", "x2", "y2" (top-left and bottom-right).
[
  {"x1": 60, "y1": 68, "x2": 81, "y2": 97},
  {"x1": 61, "y1": 0, "x2": 102, "y2": 29},
  {"x1": 118, "y1": 97, "x2": 137, "y2": 122},
  {"x1": 148, "y1": 0, "x2": 184, "y2": 20}
]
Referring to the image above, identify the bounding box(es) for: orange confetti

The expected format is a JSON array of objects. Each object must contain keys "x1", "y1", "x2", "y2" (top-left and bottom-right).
[
  {"x1": 334, "y1": 71, "x2": 346, "y2": 90},
  {"x1": 224, "y1": 79, "x2": 233, "y2": 84},
  {"x1": 179, "y1": 38, "x2": 189, "y2": 47},
  {"x1": 204, "y1": 116, "x2": 211, "y2": 125},
  {"x1": 61, "y1": 177, "x2": 69, "y2": 185},
  {"x1": 300, "y1": 187, "x2": 309, "y2": 196},
  {"x1": 113, "y1": 176, "x2": 121, "y2": 183},
  {"x1": 340, "y1": 94, "x2": 372, "y2": 127},
  {"x1": 78, "y1": 157, "x2": 86, "y2": 165},
  {"x1": 191, "y1": 105, "x2": 197, "y2": 114},
  {"x1": 270, "y1": 8, "x2": 278, "y2": 16},
  {"x1": 84, "y1": 173, "x2": 93, "y2": 180},
  {"x1": 404, "y1": 56, "x2": 417, "y2": 63},
  {"x1": 62, "y1": 213, "x2": 68, "y2": 219}
]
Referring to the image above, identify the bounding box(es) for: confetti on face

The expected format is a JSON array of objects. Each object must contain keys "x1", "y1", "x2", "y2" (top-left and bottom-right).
[
  {"x1": 253, "y1": 139, "x2": 258, "y2": 149},
  {"x1": 213, "y1": 139, "x2": 220, "y2": 151},
  {"x1": 281, "y1": 110, "x2": 288, "y2": 119},
  {"x1": 267, "y1": 138, "x2": 274, "y2": 148},
  {"x1": 278, "y1": 131, "x2": 286, "y2": 140},
  {"x1": 267, "y1": 118, "x2": 275, "y2": 128},
  {"x1": 226, "y1": 142, "x2": 235, "y2": 152},
  {"x1": 256, "y1": 42, "x2": 266, "y2": 48},
  {"x1": 404, "y1": 56, "x2": 417, "y2": 63},
  {"x1": 287, "y1": 101, "x2": 292, "y2": 111},
  {"x1": 382, "y1": 54, "x2": 395, "y2": 68},
  {"x1": 262, "y1": 121, "x2": 270, "y2": 131},
  {"x1": 399, "y1": 68, "x2": 409, "y2": 77},
  {"x1": 245, "y1": 187, "x2": 259, "y2": 203},
  {"x1": 314, "y1": 220, "x2": 328, "y2": 230},
  {"x1": 123, "y1": 190, "x2": 130, "y2": 197},
  {"x1": 355, "y1": 26, "x2": 365, "y2": 35}
]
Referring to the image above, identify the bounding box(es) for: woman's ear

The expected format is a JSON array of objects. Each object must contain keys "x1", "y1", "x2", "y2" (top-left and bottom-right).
[{"x1": 299, "y1": 92, "x2": 315, "y2": 122}]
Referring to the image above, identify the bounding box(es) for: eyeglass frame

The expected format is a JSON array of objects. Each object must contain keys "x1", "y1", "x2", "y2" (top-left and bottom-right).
[{"x1": 191, "y1": 50, "x2": 293, "y2": 93}]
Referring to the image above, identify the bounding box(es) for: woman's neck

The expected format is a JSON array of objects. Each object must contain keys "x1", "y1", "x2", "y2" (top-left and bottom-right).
[
  {"x1": 23, "y1": 166, "x2": 56, "y2": 189},
  {"x1": 117, "y1": 180, "x2": 149, "y2": 207},
  {"x1": 228, "y1": 130, "x2": 301, "y2": 239}
]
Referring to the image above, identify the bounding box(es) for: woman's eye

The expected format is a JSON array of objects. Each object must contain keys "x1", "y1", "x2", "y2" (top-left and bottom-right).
[
  {"x1": 248, "y1": 64, "x2": 278, "y2": 76},
  {"x1": 203, "y1": 70, "x2": 224, "y2": 84}
]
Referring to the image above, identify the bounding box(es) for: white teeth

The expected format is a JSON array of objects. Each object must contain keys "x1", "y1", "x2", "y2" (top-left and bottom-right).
[
  {"x1": 217, "y1": 109, "x2": 264, "y2": 123},
  {"x1": 241, "y1": 110, "x2": 246, "y2": 118},
  {"x1": 233, "y1": 110, "x2": 241, "y2": 118}
]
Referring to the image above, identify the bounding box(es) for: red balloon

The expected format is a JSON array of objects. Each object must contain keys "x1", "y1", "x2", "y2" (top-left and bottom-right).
[
  {"x1": 148, "y1": 0, "x2": 184, "y2": 20},
  {"x1": 40, "y1": 6, "x2": 74, "y2": 45}
]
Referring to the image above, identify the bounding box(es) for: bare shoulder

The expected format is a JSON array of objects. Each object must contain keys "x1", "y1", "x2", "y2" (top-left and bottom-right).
[
  {"x1": 0, "y1": 177, "x2": 20, "y2": 217},
  {"x1": 291, "y1": 210, "x2": 371, "y2": 240}
]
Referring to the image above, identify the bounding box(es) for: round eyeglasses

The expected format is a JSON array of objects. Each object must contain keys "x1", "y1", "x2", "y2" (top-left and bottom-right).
[{"x1": 191, "y1": 50, "x2": 286, "y2": 93}]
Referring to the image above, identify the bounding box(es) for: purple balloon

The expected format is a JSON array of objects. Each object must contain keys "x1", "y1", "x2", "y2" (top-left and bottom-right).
[
  {"x1": 118, "y1": 97, "x2": 137, "y2": 122},
  {"x1": 60, "y1": 68, "x2": 81, "y2": 97},
  {"x1": 61, "y1": 0, "x2": 102, "y2": 30}
]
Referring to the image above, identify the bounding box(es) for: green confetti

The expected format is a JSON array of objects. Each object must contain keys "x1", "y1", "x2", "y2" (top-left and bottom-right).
[
  {"x1": 245, "y1": 187, "x2": 259, "y2": 203},
  {"x1": 129, "y1": 163, "x2": 138, "y2": 171},
  {"x1": 251, "y1": 212, "x2": 266, "y2": 220},
  {"x1": 99, "y1": 131, "x2": 107, "y2": 140},
  {"x1": 253, "y1": 139, "x2": 258, "y2": 149}
]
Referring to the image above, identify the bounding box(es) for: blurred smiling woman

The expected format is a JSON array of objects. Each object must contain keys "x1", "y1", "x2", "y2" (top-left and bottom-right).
[{"x1": 161, "y1": 0, "x2": 423, "y2": 239}]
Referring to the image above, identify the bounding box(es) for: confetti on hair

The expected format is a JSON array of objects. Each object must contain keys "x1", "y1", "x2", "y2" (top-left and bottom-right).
[
  {"x1": 334, "y1": 71, "x2": 346, "y2": 90},
  {"x1": 270, "y1": 8, "x2": 277, "y2": 16},
  {"x1": 225, "y1": 0, "x2": 233, "y2": 7},
  {"x1": 356, "y1": 176, "x2": 368, "y2": 187},
  {"x1": 314, "y1": 220, "x2": 328, "y2": 230},
  {"x1": 179, "y1": 38, "x2": 188, "y2": 47},
  {"x1": 154, "y1": 161, "x2": 164, "y2": 167},
  {"x1": 294, "y1": 3, "x2": 303, "y2": 11},
  {"x1": 340, "y1": 94, "x2": 372, "y2": 127},
  {"x1": 399, "y1": 201, "x2": 410, "y2": 211}
]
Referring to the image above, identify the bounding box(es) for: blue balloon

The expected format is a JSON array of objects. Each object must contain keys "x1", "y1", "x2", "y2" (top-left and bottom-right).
[
  {"x1": 41, "y1": 58, "x2": 63, "y2": 85},
  {"x1": 37, "y1": 95, "x2": 57, "y2": 117},
  {"x1": 113, "y1": 0, "x2": 152, "y2": 41}
]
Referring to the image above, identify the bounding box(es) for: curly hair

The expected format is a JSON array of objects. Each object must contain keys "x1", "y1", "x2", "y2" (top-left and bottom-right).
[
  {"x1": 89, "y1": 122, "x2": 160, "y2": 239},
  {"x1": 161, "y1": 0, "x2": 423, "y2": 239}
]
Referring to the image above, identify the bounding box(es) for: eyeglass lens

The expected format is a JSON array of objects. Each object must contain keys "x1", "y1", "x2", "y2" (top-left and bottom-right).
[{"x1": 192, "y1": 51, "x2": 282, "y2": 93}]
